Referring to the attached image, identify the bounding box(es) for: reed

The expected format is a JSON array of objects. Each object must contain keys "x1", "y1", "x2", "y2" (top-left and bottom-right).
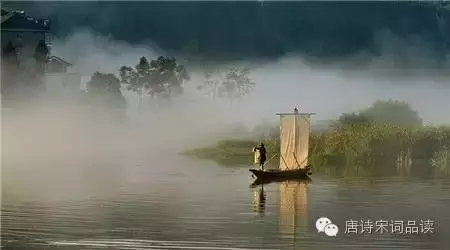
[{"x1": 186, "y1": 122, "x2": 450, "y2": 173}]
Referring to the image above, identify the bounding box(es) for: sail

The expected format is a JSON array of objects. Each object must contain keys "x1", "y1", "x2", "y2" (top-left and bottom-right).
[{"x1": 278, "y1": 113, "x2": 311, "y2": 170}]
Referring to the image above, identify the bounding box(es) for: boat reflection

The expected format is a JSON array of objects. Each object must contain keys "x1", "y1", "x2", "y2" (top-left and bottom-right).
[
  {"x1": 279, "y1": 180, "x2": 308, "y2": 240},
  {"x1": 250, "y1": 178, "x2": 309, "y2": 241}
]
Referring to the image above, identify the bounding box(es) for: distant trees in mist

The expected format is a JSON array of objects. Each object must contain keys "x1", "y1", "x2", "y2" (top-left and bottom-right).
[
  {"x1": 87, "y1": 57, "x2": 258, "y2": 114},
  {"x1": 87, "y1": 54, "x2": 258, "y2": 114},
  {"x1": 11, "y1": 1, "x2": 448, "y2": 63},
  {"x1": 197, "y1": 67, "x2": 256, "y2": 105},
  {"x1": 119, "y1": 56, "x2": 189, "y2": 111},
  {"x1": 82, "y1": 72, "x2": 127, "y2": 121},
  {"x1": 3, "y1": 48, "x2": 258, "y2": 113},
  {"x1": 338, "y1": 100, "x2": 422, "y2": 126},
  {"x1": 85, "y1": 72, "x2": 126, "y2": 109}
]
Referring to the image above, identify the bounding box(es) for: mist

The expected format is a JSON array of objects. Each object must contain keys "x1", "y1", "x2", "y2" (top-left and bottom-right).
[{"x1": 3, "y1": 28, "x2": 450, "y2": 173}]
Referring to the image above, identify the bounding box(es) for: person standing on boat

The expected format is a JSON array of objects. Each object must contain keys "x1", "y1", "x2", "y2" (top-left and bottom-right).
[{"x1": 254, "y1": 143, "x2": 267, "y2": 170}]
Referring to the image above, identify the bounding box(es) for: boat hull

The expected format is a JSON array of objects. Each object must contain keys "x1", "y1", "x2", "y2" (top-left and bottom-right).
[
  {"x1": 250, "y1": 176, "x2": 311, "y2": 187},
  {"x1": 249, "y1": 165, "x2": 312, "y2": 182}
]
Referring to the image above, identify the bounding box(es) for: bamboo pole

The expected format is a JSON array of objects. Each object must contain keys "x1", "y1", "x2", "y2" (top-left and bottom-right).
[{"x1": 281, "y1": 154, "x2": 291, "y2": 170}]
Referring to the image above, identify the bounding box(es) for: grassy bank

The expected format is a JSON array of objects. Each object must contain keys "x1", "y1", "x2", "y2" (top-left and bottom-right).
[
  {"x1": 185, "y1": 123, "x2": 450, "y2": 175},
  {"x1": 183, "y1": 140, "x2": 257, "y2": 166},
  {"x1": 185, "y1": 100, "x2": 450, "y2": 175}
]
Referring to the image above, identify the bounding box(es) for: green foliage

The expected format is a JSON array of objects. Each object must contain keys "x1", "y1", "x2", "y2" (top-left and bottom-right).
[
  {"x1": 21, "y1": 2, "x2": 448, "y2": 63},
  {"x1": 430, "y1": 148, "x2": 450, "y2": 174},
  {"x1": 119, "y1": 57, "x2": 147, "y2": 95},
  {"x1": 184, "y1": 139, "x2": 256, "y2": 166},
  {"x1": 338, "y1": 112, "x2": 371, "y2": 126},
  {"x1": 189, "y1": 123, "x2": 450, "y2": 173},
  {"x1": 339, "y1": 100, "x2": 422, "y2": 127},
  {"x1": 149, "y1": 56, "x2": 190, "y2": 98},
  {"x1": 361, "y1": 100, "x2": 422, "y2": 125},
  {"x1": 120, "y1": 56, "x2": 189, "y2": 101},
  {"x1": 86, "y1": 71, "x2": 126, "y2": 109},
  {"x1": 187, "y1": 100, "x2": 450, "y2": 175}
]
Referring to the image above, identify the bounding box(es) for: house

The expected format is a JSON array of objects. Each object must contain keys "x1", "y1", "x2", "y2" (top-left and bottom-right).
[
  {"x1": 1, "y1": 8, "x2": 81, "y2": 100},
  {"x1": 1, "y1": 9, "x2": 50, "y2": 69},
  {"x1": 45, "y1": 56, "x2": 82, "y2": 96},
  {"x1": 46, "y1": 55, "x2": 72, "y2": 73}
]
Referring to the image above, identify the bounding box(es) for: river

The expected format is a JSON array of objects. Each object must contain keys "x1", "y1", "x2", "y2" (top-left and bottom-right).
[{"x1": 2, "y1": 152, "x2": 450, "y2": 250}]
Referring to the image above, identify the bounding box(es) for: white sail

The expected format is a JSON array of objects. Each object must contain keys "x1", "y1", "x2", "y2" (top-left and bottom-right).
[{"x1": 277, "y1": 112, "x2": 313, "y2": 170}]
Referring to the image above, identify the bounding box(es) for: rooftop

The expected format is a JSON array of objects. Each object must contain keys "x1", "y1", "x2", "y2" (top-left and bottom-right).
[
  {"x1": 47, "y1": 56, "x2": 72, "y2": 67},
  {"x1": 1, "y1": 9, "x2": 50, "y2": 31}
]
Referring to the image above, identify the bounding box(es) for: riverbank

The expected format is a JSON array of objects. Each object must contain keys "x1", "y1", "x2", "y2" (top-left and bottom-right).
[
  {"x1": 183, "y1": 140, "x2": 257, "y2": 166},
  {"x1": 184, "y1": 123, "x2": 450, "y2": 174}
]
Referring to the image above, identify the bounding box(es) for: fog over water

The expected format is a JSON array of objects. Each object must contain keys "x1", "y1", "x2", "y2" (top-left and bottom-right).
[
  {"x1": 2, "y1": 2, "x2": 450, "y2": 249},
  {"x1": 4, "y1": 24, "x2": 450, "y2": 171}
]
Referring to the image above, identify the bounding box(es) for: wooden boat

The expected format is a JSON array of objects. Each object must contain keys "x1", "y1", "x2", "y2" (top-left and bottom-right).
[
  {"x1": 249, "y1": 165, "x2": 312, "y2": 180},
  {"x1": 250, "y1": 108, "x2": 315, "y2": 183},
  {"x1": 249, "y1": 175, "x2": 311, "y2": 188},
  {"x1": 249, "y1": 171, "x2": 312, "y2": 187}
]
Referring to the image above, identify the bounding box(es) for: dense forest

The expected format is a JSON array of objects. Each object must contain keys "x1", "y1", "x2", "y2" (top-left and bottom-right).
[{"x1": 3, "y1": 1, "x2": 449, "y2": 64}]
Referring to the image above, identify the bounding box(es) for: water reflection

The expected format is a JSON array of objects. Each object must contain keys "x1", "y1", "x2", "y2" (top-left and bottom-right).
[
  {"x1": 252, "y1": 185, "x2": 266, "y2": 217},
  {"x1": 316, "y1": 162, "x2": 441, "y2": 179},
  {"x1": 4, "y1": 156, "x2": 450, "y2": 249},
  {"x1": 279, "y1": 180, "x2": 308, "y2": 240},
  {"x1": 250, "y1": 179, "x2": 309, "y2": 243}
]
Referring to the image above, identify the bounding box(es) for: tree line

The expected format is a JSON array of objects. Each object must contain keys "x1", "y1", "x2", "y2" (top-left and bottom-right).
[
  {"x1": 85, "y1": 55, "x2": 257, "y2": 112},
  {"x1": 7, "y1": 1, "x2": 448, "y2": 62}
]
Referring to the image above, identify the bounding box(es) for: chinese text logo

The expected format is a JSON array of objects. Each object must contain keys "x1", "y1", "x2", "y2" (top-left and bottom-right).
[{"x1": 344, "y1": 219, "x2": 434, "y2": 235}]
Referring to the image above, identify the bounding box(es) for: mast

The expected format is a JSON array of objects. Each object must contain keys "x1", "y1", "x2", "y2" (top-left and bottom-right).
[{"x1": 293, "y1": 109, "x2": 297, "y2": 165}]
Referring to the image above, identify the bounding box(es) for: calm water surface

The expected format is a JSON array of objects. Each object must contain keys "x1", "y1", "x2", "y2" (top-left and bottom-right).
[{"x1": 2, "y1": 153, "x2": 450, "y2": 250}]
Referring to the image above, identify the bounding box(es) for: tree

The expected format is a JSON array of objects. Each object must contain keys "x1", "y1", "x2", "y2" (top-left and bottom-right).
[
  {"x1": 120, "y1": 56, "x2": 150, "y2": 111},
  {"x1": 337, "y1": 100, "x2": 422, "y2": 127},
  {"x1": 361, "y1": 100, "x2": 422, "y2": 126},
  {"x1": 120, "y1": 56, "x2": 189, "y2": 110},
  {"x1": 338, "y1": 112, "x2": 371, "y2": 126},
  {"x1": 86, "y1": 71, "x2": 126, "y2": 110},
  {"x1": 148, "y1": 56, "x2": 190, "y2": 100},
  {"x1": 197, "y1": 67, "x2": 256, "y2": 105},
  {"x1": 218, "y1": 67, "x2": 256, "y2": 106},
  {"x1": 197, "y1": 70, "x2": 221, "y2": 100},
  {"x1": 34, "y1": 40, "x2": 49, "y2": 74}
]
